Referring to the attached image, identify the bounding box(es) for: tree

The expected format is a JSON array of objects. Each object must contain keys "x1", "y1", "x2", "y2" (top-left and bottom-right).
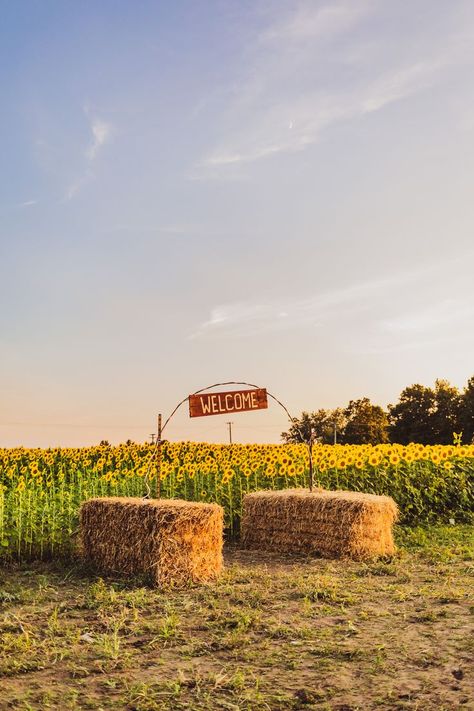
[
  {"x1": 330, "y1": 408, "x2": 347, "y2": 444},
  {"x1": 388, "y1": 384, "x2": 435, "y2": 444},
  {"x1": 389, "y1": 380, "x2": 465, "y2": 444},
  {"x1": 283, "y1": 376, "x2": 474, "y2": 446},
  {"x1": 341, "y1": 398, "x2": 389, "y2": 445},
  {"x1": 281, "y1": 409, "x2": 345, "y2": 444},
  {"x1": 430, "y1": 379, "x2": 462, "y2": 444},
  {"x1": 459, "y1": 376, "x2": 474, "y2": 443}
]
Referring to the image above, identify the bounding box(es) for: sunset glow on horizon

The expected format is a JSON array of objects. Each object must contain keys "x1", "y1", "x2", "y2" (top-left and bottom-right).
[{"x1": 1, "y1": 1, "x2": 473, "y2": 447}]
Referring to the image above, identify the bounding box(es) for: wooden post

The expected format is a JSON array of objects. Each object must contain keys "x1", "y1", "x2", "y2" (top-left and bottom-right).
[
  {"x1": 156, "y1": 413, "x2": 162, "y2": 499},
  {"x1": 308, "y1": 427, "x2": 315, "y2": 492}
]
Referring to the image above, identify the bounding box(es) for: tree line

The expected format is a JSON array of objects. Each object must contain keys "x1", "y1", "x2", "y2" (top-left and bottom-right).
[{"x1": 281, "y1": 377, "x2": 474, "y2": 445}]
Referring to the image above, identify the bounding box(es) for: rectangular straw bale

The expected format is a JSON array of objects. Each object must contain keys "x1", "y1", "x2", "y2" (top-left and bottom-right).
[
  {"x1": 241, "y1": 488, "x2": 398, "y2": 560},
  {"x1": 80, "y1": 497, "x2": 224, "y2": 588}
]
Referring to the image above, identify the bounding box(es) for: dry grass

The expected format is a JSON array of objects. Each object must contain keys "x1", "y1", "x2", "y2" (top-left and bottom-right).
[
  {"x1": 80, "y1": 497, "x2": 224, "y2": 588},
  {"x1": 241, "y1": 488, "x2": 398, "y2": 560}
]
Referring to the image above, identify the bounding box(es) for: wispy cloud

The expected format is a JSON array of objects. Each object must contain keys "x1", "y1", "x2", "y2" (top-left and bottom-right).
[
  {"x1": 64, "y1": 173, "x2": 92, "y2": 201},
  {"x1": 261, "y1": 1, "x2": 372, "y2": 43},
  {"x1": 85, "y1": 117, "x2": 112, "y2": 161},
  {"x1": 200, "y1": 60, "x2": 454, "y2": 170},
  {"x1": 190, "y1": 253, "x2": 474, "y2": 343},
  {"x1": 64, "y1": 108, "x2": 113, "y2": 201},
  {"x1": 353, "y1": 337, "x2": 448, "y2": 357},
  {"x1": 361, "y1": 59, "x2": 446, "y2": 114},
  {"x1": 194, "y1": 1, "x2": 473, "y2": 176},
  {"x1": 380, "y1": 299, "x2": 474, "y2": 334},
  {"x1": 0, "y1": 199, "x2": 38, "y2": 215},
  {"x1": 190, "y1": 268, "x2": 425, "y2": 339}
]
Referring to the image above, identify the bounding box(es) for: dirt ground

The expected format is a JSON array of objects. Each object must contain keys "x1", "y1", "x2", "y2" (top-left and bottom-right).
[{"x1": 0, "y1": 526, "x2": 473, "y2": 711}]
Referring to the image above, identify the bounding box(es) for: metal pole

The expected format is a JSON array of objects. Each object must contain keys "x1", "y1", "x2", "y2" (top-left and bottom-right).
[
  {"x1": 226, "y1": 421, "x2": 233, "y2": 444},
  {"x1": 156, "y1": 413, "x2": 162, "y2": 499}
]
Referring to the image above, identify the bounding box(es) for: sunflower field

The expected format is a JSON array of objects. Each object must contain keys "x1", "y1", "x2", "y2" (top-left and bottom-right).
[{"x1": 0, "y1": 441, "x2": 473, "y2": 560}]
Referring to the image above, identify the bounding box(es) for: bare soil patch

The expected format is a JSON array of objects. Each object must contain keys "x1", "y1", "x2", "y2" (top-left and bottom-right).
[{"x1": 0, "y1": 525, "x2": 473, "y2": 710}]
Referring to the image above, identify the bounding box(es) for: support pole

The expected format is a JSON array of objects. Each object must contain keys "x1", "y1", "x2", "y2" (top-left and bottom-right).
[
  {"x1": 156, "y1": 413, "x2": 162, "y2": 499},
  {"x1": 308, "y1": 427, "x2": 315, "y2": 492}
]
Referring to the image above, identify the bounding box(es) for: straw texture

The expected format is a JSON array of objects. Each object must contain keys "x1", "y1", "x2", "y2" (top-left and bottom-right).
[
  {"x1": 241, "y1": 488, "x2": 398, "y2": 560},
  {"x1": 80, "y1": 497, "x2": 224, "y2": 588}
]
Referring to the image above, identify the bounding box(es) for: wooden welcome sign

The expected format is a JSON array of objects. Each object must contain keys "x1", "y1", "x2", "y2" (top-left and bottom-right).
[
  {"x1": 189, "y1": 388, "x2": 268, "y2": 418},
  {"x1": 150, "y1": 382, "x2": 314, "y2": 496}
]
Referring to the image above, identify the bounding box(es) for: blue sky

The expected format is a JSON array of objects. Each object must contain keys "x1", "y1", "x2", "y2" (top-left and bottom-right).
[{"x1": 1, "y1": 1, "x2": 474, "y2": 446}]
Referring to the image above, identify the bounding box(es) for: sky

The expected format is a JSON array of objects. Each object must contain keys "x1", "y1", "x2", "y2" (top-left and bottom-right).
[{"x1": 1, "y1": 0, "x2": 474, "y2": 447}]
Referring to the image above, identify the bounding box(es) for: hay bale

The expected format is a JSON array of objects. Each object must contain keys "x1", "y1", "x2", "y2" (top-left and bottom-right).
[
  {"x1": 80, "y1": 497, "x2": 224, "y2": 588},
  {"x1": 241, "y1": 488, "x2": 398, "y2": 560}
]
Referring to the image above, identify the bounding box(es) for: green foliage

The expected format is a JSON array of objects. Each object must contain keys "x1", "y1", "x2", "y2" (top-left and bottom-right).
[
  {"x1": 284, "y1": 375, "x2": 474, "y2": 445},
  {"x1": 281, "y1": 409, "x2": 343, "y2": 444},
  {"x1": 431, "y1": 380, "x2": 462, "y2": 444},
  {"x1": 388, "y1": 384, "x2": 436, "y2": 443},
  {"x1": 0, "y1": 442, "x2": 473, "y2": 561},
  {"x1": 282, "y1": 398, "x2": 389, "y2": 445},
  {"x1": 459, "y1": 376, "x2": 474, "y2": 443},
  {"x1": 342, "y1": 398, "x2": 389, "y2": 445}
]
